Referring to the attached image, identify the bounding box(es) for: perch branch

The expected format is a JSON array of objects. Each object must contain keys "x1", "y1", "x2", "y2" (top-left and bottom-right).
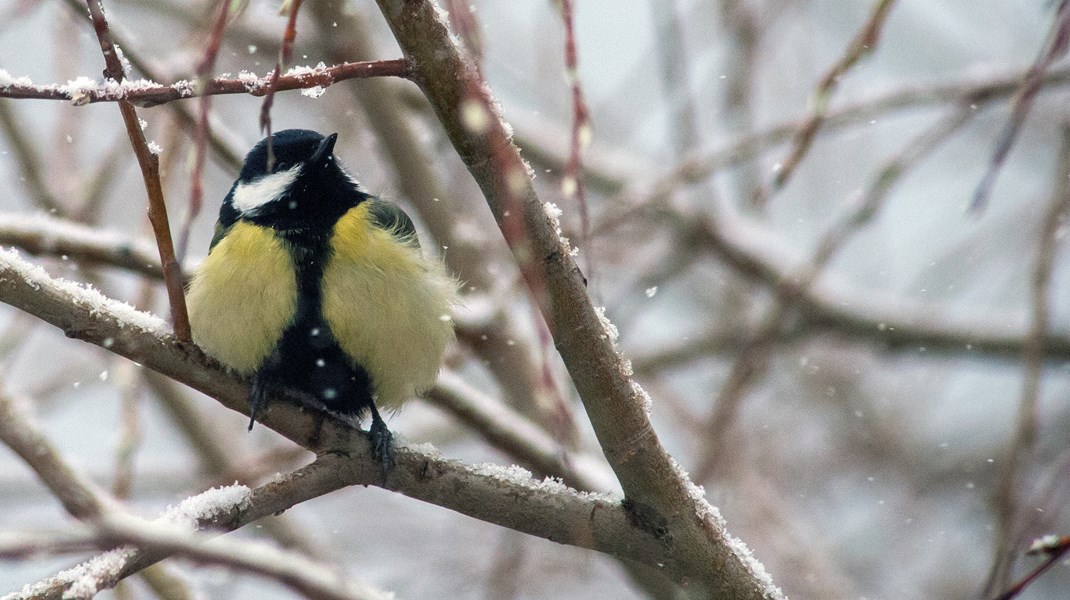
[{"x1": 0, "y1": 248, "x2": 688, "y2": 587}]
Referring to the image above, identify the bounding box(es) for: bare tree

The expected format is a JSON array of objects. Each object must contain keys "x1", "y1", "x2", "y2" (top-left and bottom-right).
[{"x1": 1, "y1": 1, "x2": 1069, "y2": 599}]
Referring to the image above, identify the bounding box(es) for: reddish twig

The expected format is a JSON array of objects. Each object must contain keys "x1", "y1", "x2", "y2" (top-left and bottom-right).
[
  {"x1": 0, "y1": 59, "x2": 411, "y2": 107},
  {"x1": 260, "y1": 0, "x2": 305, "y2": 170},
  {"x1": 558, "y1": 0, "x2": 591, "y2": 242},
  {"x1": 991, "y1": 535, "x2": 1070, "y2": 600},
  {"x1": 179, "y1": 0, "x2": 233, "y2": 262},
  {"x1": 444, "y1": 0, "x2": 483, "y2": 65},
  {"x1": 84, "y1": 0, "x2": 191, "y2": 342}
]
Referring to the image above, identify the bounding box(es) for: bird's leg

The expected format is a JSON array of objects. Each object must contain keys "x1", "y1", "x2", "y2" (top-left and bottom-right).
[
  {"x1": 249, "y1": 371, "x2": 272, "y2": 431},
  {"x1": 368, "y1": 404, "x2": 394, "y2": 481}
]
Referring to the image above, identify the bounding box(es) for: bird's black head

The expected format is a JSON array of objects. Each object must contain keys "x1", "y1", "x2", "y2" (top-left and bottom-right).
[
  {"x1": 239, "y1": 129, "x2": 333, "y2": 181},
  {"x1": 221, "y1": 129, "x2": 364, "y2": 233}
]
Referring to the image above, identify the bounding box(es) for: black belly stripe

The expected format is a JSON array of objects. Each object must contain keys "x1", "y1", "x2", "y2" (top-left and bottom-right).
[{"x1": 265, "y1": 227, "x2": 375, "y2": 416}]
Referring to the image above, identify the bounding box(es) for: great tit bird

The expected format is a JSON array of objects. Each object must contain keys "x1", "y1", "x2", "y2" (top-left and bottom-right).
[{"x1": 186, "y1": 129, "x2": 457, "y2": 468}]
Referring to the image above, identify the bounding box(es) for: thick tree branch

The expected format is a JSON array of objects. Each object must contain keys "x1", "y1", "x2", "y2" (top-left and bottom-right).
[
  {"x1": 0, "y1": 213, "x2": 169, "y2": 279},
  {"x1": 371, "y1": 2, "x2": 781, "y2": 597},
  {"x1": 0, "y1": 249, "x2": 684, "y2": 586}
]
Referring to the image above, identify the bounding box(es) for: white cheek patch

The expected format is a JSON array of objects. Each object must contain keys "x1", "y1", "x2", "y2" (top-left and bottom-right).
[{"x1": 232, "y1": 165, "x2": 302, "y2": 214}]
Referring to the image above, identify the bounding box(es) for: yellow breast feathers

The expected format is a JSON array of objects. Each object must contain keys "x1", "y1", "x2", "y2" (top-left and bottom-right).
[
  {"x1": 187, "y1": 222, "x2": 298, "y2": 374},
  {"x1": 322, "y1": 202, "x2": 457, "y2": 409}
]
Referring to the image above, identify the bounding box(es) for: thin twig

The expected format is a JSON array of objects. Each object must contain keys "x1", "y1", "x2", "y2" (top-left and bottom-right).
[
  {"x1": 178, "y1": 0, "x2": 233, "y2": 262},
  {"x1": 598, "y1": 71, "x2": 1070, "y2": 240},
  {"x1": 991, "y1": 535, "x2": 1070, "y2": 600},
  {"x1": 558, "y1": 0, "x2": 591, "y2": 240},
  {"x1": 473, "y1": 64, "x2": 1070, "y2": 202},
  {"x1": 0, "y1": 100, "x2": 67, "y2": 216},
  {"x1": 259, "y1": 0, "x2": 305, "y2": 169},
  {"x1": 83, "y1": 0, "x2": 190, "y2": 341},
  {"x1": 694, "y1": 107, "x2": 973, "y2": 481},
  {"x1": 971, "y1": 0, "x2": 1070, "y2": 212},
  {"x1": 760, "y1": 0, "x2": 898, "y2": 205},
  {"x1": 982, "y1": 121, "x2": 1070, "y2": 595}
]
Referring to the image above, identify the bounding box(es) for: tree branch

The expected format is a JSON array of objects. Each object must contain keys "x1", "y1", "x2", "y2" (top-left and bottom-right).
[
  {"x1": 0, "y1": 248, "x2": 687, "y2": 587},
  {"x1": 371, "y1": 2, "x2": 781, "y2": 597},
  {"x1": 84, "y1": 0, "x2": 190, "y2": 341},
  {"x1": 765, "y1": 0, "x2": 898, "y2": 198},
  {"x1": 0, "y1": 385, "x2": 195, "y2": 599},
  {"x1": 9, "y1": 510, "x2": 392, "y2": 600},
  {"x1": 0, "y1": 60, "x2": 412, "y2": 107}
]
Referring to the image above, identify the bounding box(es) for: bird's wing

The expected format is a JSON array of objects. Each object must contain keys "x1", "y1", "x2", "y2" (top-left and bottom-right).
[
  {"x1": 209, "y1": 186, "x2": 241, "y2": 252},
  {"x1": 366, "y1": 198, "x2": 421, "y2": 248},
  {"x1": 208, "y1": 221, "x2": 232, "y2": 251}
]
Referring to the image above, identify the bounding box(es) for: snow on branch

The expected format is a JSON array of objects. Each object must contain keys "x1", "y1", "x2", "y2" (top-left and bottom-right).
[
  {"x1": 0, "y1": 59, "x2": 410, "y2": 108},
  {"x1": 0, "y1": 248, "x2": 693, "y2": 587}
]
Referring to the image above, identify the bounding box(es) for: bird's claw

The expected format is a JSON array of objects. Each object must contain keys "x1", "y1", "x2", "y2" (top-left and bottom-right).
[
  {"x1": 369, "y1": 413, "x2": 394, "y2": 483},
  {"x1": 249, "y1": 375, "x2": 271, "y2": 431}
]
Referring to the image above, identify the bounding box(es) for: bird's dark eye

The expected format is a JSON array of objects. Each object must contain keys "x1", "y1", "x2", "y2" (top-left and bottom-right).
[{"x1": 276, "y1": 162, "x2": 290, "y2": 171}]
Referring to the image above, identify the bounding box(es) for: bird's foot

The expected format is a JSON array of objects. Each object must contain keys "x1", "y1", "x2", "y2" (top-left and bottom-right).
[
  {"x1": 249, "y1": 375, "x2": 272, "y2": 431},
  {"x1": 369, "y1": 410, "x2": 395, "y2": 483}
]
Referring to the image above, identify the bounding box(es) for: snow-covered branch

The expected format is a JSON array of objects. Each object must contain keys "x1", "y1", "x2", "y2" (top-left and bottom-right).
[
  {"x1": 0, "y1": 213, "x2": 171, "y2": 279},
  {"x1": 0, "y1": 383, "x2": 193, "y2": 599},
  {"x1": 0, "y1": 59, "x2": 410, "y2": 108},
  {"x1": 0, "y1": 248, "x2": 686, "y2": 587},
  {"x1": 8, "y1": 508, "x2": 392, "y2": 600}
]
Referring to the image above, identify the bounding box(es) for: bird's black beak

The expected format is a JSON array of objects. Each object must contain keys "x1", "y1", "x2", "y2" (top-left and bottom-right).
[{"x1": 310, "y1": 133, "x2": 338, "y2": 168}]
